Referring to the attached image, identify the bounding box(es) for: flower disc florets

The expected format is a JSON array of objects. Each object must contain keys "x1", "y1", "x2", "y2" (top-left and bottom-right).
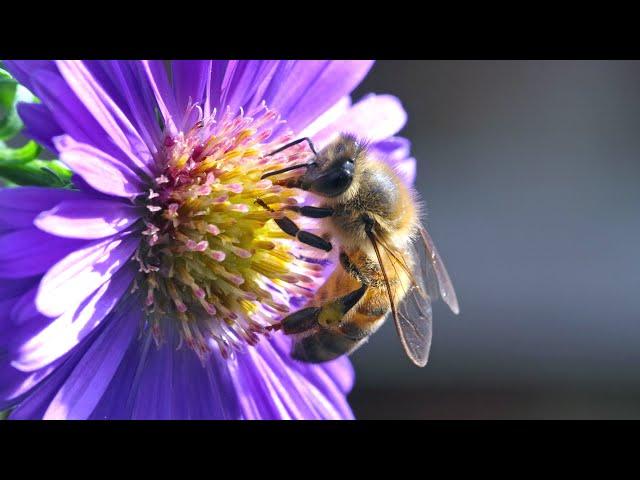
[{"x1": 134, "y1": 103, "x2": 326, "y2": 360}]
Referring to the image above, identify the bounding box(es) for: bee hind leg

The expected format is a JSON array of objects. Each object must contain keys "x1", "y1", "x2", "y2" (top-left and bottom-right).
[
  {"x1": 288, "y1": 284, "x2": 369, "y2": 363},
  {"x1": 279, "y1": 306, "x2": 322, "y2": 334},
  {"x1": 279, "y1": 283, "x2": 367, "y2": 335}
]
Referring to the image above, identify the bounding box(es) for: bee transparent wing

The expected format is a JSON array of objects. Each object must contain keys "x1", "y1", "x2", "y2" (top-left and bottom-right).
[
  {"x1": 395, "y1": 264, "x2": 434, "y2": 367},
  {"x1": 366, "y1": 228, "x2": 433, "y2": 367},
  {"x1": 418, "y1": 226, "x2": 460, "y2": 315}
]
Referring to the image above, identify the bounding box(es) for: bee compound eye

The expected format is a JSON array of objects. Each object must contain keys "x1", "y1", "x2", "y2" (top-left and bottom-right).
[{"x1": 310, "y1": 163, "x2": 354, "y2": 197}]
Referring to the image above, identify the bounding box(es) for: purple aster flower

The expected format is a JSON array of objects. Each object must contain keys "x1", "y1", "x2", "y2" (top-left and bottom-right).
[{"x1": 0, "y1": 60, "x2": 416, "y2": 419}]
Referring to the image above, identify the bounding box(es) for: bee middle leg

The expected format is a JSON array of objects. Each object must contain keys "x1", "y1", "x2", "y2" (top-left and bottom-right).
[{"x1": 283, "y1": 205, "x2": 334, "y2": 218}]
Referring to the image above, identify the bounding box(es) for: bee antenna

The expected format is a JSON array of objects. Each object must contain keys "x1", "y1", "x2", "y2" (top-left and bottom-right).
[
  {"x1": 261, "y1": 162, "x2": 314, "y2": 180},
  {"x1": 264, "y1": 137, "x2": 318, "y2": 158},
  {"x1": 261, "y1": 137, "x2": 318, "y2": 180}
]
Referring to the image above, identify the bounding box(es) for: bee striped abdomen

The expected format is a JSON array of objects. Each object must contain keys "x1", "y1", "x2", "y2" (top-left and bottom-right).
[
  {"x1": 290, "y1": 245, "x2": 412, "y2": 362},
  {"x1": 292, "y1": 329, "x2": 360, "y2": 363},
  {"x1": 355, "y1": 302, "x2": 388, "y2": 317}
]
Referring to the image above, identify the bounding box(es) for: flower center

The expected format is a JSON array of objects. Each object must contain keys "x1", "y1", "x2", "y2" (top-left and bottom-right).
[{"x1": 134, "y1": 104, "x2": 327, "y2": 360}]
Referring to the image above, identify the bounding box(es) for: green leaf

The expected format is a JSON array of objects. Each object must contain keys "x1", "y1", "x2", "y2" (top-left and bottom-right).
[
  {"x1": 0, "y1": 72, "x2": 17, "y2": 109},
  {"x1": 0, "y1": 67, "x2": 72, "y2": 189},
  {"x1": 0, "y1": 67, "x2": 37, "y2": 141},
  {"x1": 0, "y1": 140, "x2": 41, "y2": 164},
  {"x1": 0, "y1": 159, "x2": 73, "y2": 188}
]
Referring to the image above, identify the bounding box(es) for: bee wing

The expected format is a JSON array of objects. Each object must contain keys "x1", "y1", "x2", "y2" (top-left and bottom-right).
[
  {"x1": 395, "y1": 268, "x2": 434, "y2": 367},
  {"x1": 366, "y1": 228, "x2": 433, "y2": 367},
  {"x1": 417, "y1": 225, "x2": 460, "y2": 315}
]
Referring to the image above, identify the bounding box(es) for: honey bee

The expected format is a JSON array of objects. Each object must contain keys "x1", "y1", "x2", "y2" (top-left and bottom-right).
[{"x1": 259, "y1": 133, "x2": 459, "y2": 367}]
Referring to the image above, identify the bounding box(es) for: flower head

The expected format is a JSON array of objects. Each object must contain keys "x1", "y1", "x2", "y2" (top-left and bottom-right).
[{"x1": 0, "y1": 60, "x2": 415, "y2": 419}]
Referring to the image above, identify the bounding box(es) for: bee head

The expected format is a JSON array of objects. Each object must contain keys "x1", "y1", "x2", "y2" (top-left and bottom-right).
[{"x1": 300, "y1": 133, "x2": 363, "y2": 198}]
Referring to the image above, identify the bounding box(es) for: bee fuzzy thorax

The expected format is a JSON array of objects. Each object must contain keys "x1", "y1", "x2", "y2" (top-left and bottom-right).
[{"x1": 323, "y1": 149, "x2": 420, "y2": 253}]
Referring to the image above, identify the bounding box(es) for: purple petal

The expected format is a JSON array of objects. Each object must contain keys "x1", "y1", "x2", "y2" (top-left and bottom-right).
[
  {"x1": 0, "y1": 277, "x2": 36, "y2": 299},
  {"x1": 171, "y1": 60, "x2": 211, "y2": 127},
  {"x1": 0, "y1": 313, "x2": 65, "y2": 407},
  {"x1": 97, "y1": 61, "x2": 164, "y2": 156},
  {"x1": 141, "y1": 60, "x2": 178, "y2": 135},
  {"x1": 0, "y1": 297, "x2": 18, "y2": 335},
  {"x1": 230, "y1": 333, "x2": 354, "y2": 419},
  {"x1": 78, "y1": 61, "x2": 130, "y2": 112},
  {"x1": 0, "y1": 354, "x2": 67, "y2": 410},
  {"x1": 243, "y1": 62, "x2": 287, "y2": 112},
  {"x1": 30, "y1": 70, "x2": 133, "y2": 162},
  {"x1": 6, "y1": 350, "x2": 81, "y2": 418},
  {"x1": 42, "y1": 297, "x2": 140, "y2": 419},
  {"x1": 298, "y1": 336, "x2": 355, "y2": 397},
  {"x1": 371, "y1": 136, "x2": 411, "y2": 159},
  {"x1": 0, "y1": 278, "x2": 38, "y2": 336},
  {"x1": 0, "y1": 186, "x2": 94, "y2": 212},
  {"x1": 3, "y1": 61, "x2": 58, "y2": 93},
  {"x1": 1, "y1": 283, "x2": 128, "y2": 410},
  {"x1": 0, "y1": 285, "x2": 75, "y2": 407},
  {"x1": 218, "y1": 61, "x2": 281, "y2": 114},
  {"x1": 35, "y1": 198, "x2": 142, "y2": 240},
  {"x1": 11, "y1": 61, "x2": 151, "y2": 159},
  {"x1": 264, "y1": 60, "x2": 374, "y2": 134},
  {"x1": 3, "y1": 306, "x2": 103, "y2": 416},
  {"x1": 8, "y1": 284, "x2": 40, "y2": 329},
  {"x1": 54, "y1": 135, "x2": 144, "y2": 199},
  {"x1": 229, "y1": 347, "x2": 291, "y2": 419},
  {"x1": 0, "y1": 187, "x2": 85, "y2": 232},
  {"x1": 312, "y1": 94, "x2": 407, "y2": 147},
  {"x1": 10, "y1": 264, "x2": 136, "y2": 372},
  {"x1": 0, "y1": 229, "x2": 88, "y2": 278},
  {"x1": 129, "y1": 332, "x2": 174, "y2": 419},
  {"x1": 86, "y1": 331, "x2": 151, "y2": 420},
  {"x1": 300, "y1": 96, "x2": 352, "y2": 139},
  {"x1": 109, "y1": 327, "x2": 240, "y2": 420},
  {"x1": 2, "y1": 286, "x2": 122, "y2": 415},
  {"x1": 16, "y1": 103, "x2": 62, "y2": 152},
  {"x1": 204, "y1": 61, "x2": 233, "y2": 118},
  {"x1": 201, "y1": 61, "x2": 372, "y2": 135},
  {"x1": 35, "y1": 232, "x2": 139, "y2": 317},
  {"x1": 55, "y1": 61, "x2": 154, "y2": 176},
  {"x1": 91, "y1": 328, "x2": 353, "y2": 419},
  {"x1": 268, "y1": 333, "x2": 354, "y2": 416}
]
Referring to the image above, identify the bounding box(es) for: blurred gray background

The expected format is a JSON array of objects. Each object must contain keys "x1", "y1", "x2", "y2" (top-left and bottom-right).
[{"x1": 348, "y1": 60, "x2": 640, "y2": 419}]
